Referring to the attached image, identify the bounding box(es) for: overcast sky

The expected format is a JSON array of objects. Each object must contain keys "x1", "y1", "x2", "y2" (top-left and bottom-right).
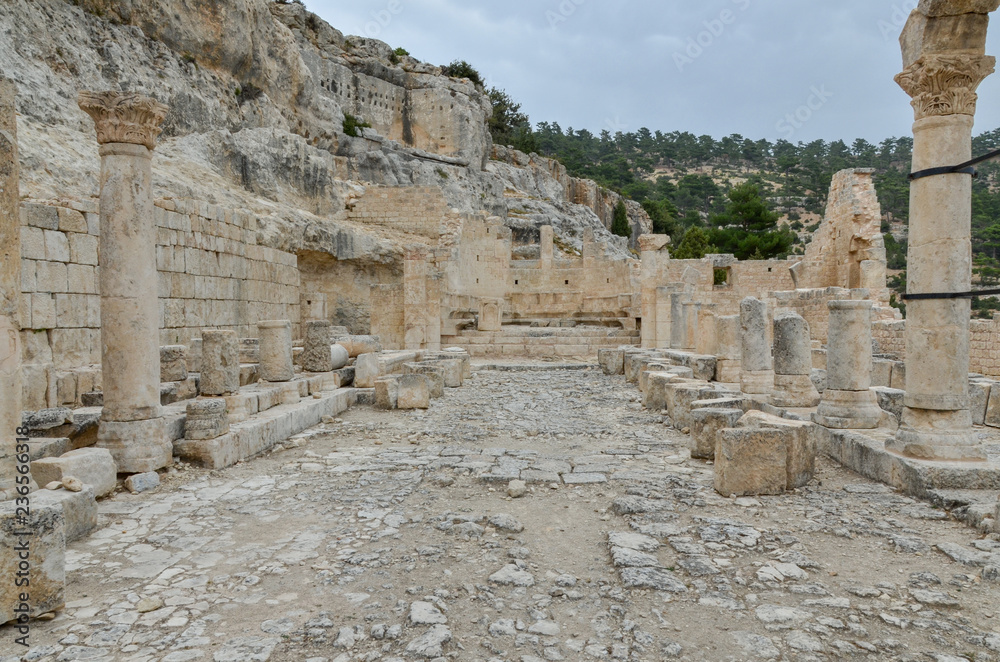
[{"x1": 307, "y1": 0, "x2": 1000, "y2": 144}]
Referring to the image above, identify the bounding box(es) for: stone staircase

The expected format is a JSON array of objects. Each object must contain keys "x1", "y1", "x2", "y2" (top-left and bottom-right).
[{"x1": 442, "y1": 325, "x2": 640, "y2": 358}]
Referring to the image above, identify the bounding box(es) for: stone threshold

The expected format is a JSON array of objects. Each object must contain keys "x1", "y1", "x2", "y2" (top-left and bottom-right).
[
  {"x1": 475, "y1": 363, "x2": 595, "y2": 372},
  {"x1": 174, "y1": 388, "x2": 355, "y2": 469}
]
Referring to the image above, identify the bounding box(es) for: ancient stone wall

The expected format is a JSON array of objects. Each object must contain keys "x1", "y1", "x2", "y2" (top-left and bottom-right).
[
  {"x1": 346, "y1": 186, "x2": 462, "y2": 241},
  {"x1": 19, "y1": 198, "x2": 300, "y2": 409},
  {"x1": 872, "y1": 317, "x2": 1000, "y2": 379}
]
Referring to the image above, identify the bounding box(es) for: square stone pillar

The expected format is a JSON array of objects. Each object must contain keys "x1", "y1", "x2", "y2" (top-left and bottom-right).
[
  {"x1": 638, "y1": 234, "x2": 670, "y2": 348},
  {"x1": 79, "y1": 91, "x2": 172, "y2": 474},
  {"x1": 891, "y1": 2, "x2": 1000, "y2": 460},
  {"x1": 540, "y1": 225, "x2": 554, "y2": 270},
  {"x1": 0, "y1": 78, "x2": 21, "y2": 499}
]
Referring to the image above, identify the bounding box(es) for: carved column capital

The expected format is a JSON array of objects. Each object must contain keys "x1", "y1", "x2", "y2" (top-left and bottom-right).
[
  {"x1": 895, "y1": 53, "x2": 996, "y2": 120},
  {"x1": 78, "y1": 91, "x2": 168, "y2": 150}
]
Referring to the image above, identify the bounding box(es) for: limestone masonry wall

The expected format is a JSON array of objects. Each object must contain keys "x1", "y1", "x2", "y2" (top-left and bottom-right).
[
  {"x1": 19, "y1": 197, "x2": 300, "y2": 410},
  {"x1": 346, "y1": 186, "x2": 462, "y2": 240},
  {"x1": 872, "y1": 317, "x2": 1000, "y2": 379}
]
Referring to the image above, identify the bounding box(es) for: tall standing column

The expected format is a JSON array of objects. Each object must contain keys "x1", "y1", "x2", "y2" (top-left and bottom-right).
[
  {"x1": 0, "y1": 78, "x2": 21, "y2": 499},
  {"x1": 79, "y1": 91, "x2": 171, "y2": 474},
  {"x1": 892, "y1": 3, "x2": 999, "y2": 460},
  {"x1": 772, "y1": 312, "x2": 821, "y2": 408}
]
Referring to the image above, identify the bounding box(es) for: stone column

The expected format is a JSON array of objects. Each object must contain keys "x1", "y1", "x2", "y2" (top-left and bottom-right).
[
  {"x1": 772, "y1": 312, "x2": 821, "y2": 408},
  {"x1": 715, "y1": 315, "x2": 742, "y2": 383},
  {"x1": 696, "y1": 305, "x2": 718, "y2": 356},
  {"x1": 891, "y1": 2, "x2": 999, "y2": 460},
  {"x1": 669, "y1": 291, "x2": 690, "y2": 350},
  {"x1": 639, "y1": 234, "x2": 669, "y2": 348},
  {"x1": 540, "y1": 225, "x2": 554, "y2": 271},
  {"x1": 258, "y1": 320, "x2": 294, "y2": 382},
  {"x1": 814, "y1": 301, "x2": 881, "y2": 429},
  {"x1": 740, "y1": 297, "x2": 774, "y2": 397},
  {"x1": 79, "y1": 91, "x2": 171, "y2": 474},
  {"x1": 0, "y1": 78, "x2": 21, "y2": 499},
  {"x1": 200, "y1": 330, "x2": 240, "y2": 396},
  {"x1": 301, "y1": 320, "x2": 334, "y2": 372},
  {"x1": 682, "y1": 301, "x2": 700, "y2": 352}
]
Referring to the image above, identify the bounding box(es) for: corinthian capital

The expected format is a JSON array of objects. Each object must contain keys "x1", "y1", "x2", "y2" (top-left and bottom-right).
[
  {"x1": 78, "y1": 91, "x2": 168, "y2": 150},
  {"x1": 895, "y1": 53, "x2": 996, "y2": 120}
]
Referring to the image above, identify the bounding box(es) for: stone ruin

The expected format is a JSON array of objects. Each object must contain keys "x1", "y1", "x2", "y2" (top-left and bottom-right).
[{"x1": 4, "y1": 0, "x2": 1000, "y2": 642}]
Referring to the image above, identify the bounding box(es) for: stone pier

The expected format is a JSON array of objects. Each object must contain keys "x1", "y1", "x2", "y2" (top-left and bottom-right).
[
  {"x1": 258, "y1": 320, "x2": 294, "y2": 383},
  {"x1": 739, "y1": 297, "x2": 774, "y2": 397},
  {"x1": 891, "y1": 2, "x2": 999, "y2": 460},
  {"x1": 201, "y1": 330, "x2": 240, "y2": 396},
  {"x1": 814, "y1": 301, "x2": 881, "y2": 429},
  {"x1": 772, "y1": 312, "x2": 821, "y2": 408},
  {"x1": 302, "y1": 320, "x2": 334, "y2": 373},
  {"x1": 670, "y1": 291, "x2": 690, "y2": 350},
  {"x1": 79, "y1": 91, "x2": 172, "y2": 474},
  {"x1": 0, "y1": 78, "x2": 20, "y2": 499}
]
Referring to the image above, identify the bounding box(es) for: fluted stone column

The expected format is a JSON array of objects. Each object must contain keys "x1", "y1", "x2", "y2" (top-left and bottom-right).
[
  {"x1": 814, "y1": 301, "x2": 881, "y2": 429},
  {"x1": 772, "y1": 312, "x2": 821, "y2": 408},
  {"x1": 200, "y1": 330, "x2": 240, "y2": 396},
  {"x1": 715, "y1": 315, "x2": 742, "y2": 383},
  {"x1": 891, "y1": 2, "x2": 999, "y2": 460},
  {"x1": 257, "y1": 320, "x2": 294, "y2": 382},
  {"x1": 740, "y1": 297, "x2": 774, "y2": 397},
  {"x1": 301, "y1": 320, "x2": 334, "y2": 372},
  {"x1": 0, "y1": 78, "x2": 21, "y2": 499},
  {"x1": 79, "y1": 91, "x2": 171, "y2": 474}
]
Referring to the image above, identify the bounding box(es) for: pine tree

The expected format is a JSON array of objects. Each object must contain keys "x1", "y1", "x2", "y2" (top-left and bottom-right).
[
  {"x1": 611, "y1": 200, "x2": 630, "y2": 238},
  {"x1": 672, "y1": 227, "x2": 712, "y2": 259}
]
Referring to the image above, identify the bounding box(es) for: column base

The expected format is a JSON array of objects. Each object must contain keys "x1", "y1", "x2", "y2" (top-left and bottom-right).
[
  {"x1": 740, "y1": 370, "x2": 774, "y2": 396},
  {"x1": 771, "y1": 373, "x2": 821, "y2": 408},
  {"x1": 813, "y1": 389, "x2": 881, "y2": 429},
  {"x1": 97, "y1": 417, "x2": 172, "y2": 473},
  {"x1": 887, "y1": 407, "x2": 985, "y2": 461}
]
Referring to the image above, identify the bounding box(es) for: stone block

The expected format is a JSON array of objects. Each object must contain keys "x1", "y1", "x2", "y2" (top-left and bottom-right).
[
  {"x1": 0, "y1": 498, "x2": 65, "y2": 622},
  {"x1": 873, "y1": 387, "x2": 905, "y2": 420},
  {"x1": 125, "y1": 472, "x2": 160, "y2": 494},
  {"x1": 33, "y1": 485, "x2": 97, "y2": 542},
  {"x1": 643, "y1": 372, "x2": 680, "y2": 412},
  {"x1": 872, "y1": 359, "x2": 894, "y2": 388},
  {"x1": 375, "y1": 376, "x2": 399, "y2": 410},
  {"x1": 971, "y1": 381, "x2": 991, "y2": 427},
  {"x1": 30, "y1": 447, "x2": 117, "y2": 498},
  {"x1": 811, "y1": 369, "x2": 827, "y2": 394},
  {"x1": 200, "y1": 330, "x2": 240, "y2": 396},
  {"x1": 624, "y1": 351, "x2": 652, "y2": 384},
  {"x1": 666, "y1": 383, "x2": 716, "y2": 429},
  {"x1": 737, "y1": 411, "x2": 817, "y2": 489},
  {"x1": 25, "y1": 437, "x2": 70, "y2": 462},
  {"x1": 355, "y1": 353, "x2": 380, "y2": 389},
  {"x1": 397, "y1": 374, "x2": 430, "y2": 410},
  {"x1": 889, "y1": 361, "x2": 906, "y2": 391},
  {"x1": 638, "y1": 363, "x2": 671, "y2": 393},
  {"x1": 424, "y1": 359, "x2": 464, "y2": 388},
  {"x1": 160, "y1": 345, "x2": 188, "y2": 383},
  {"x1": 690, "y1": 408, "x2": 743, "y2": 460},
  {"x1": 403, "y1": 363, "x2": 445, "y2": 398},
  {"x1": 599, "y1": 348, "x2": 625, "y2": 375},
  {"x1": 685, "y1": 354, "x2": 718, "y2": 382},
  {"x1": 715, "y1": 427, "x2": 788, "y2": 497}
]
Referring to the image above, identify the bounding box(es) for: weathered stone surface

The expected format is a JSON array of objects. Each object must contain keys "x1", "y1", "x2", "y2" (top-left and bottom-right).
[
  {"x1": 599, "y1": 348, "x2": 625, "y2": 376},
  {"x1": 159, "y1": 345, "x2": 188, "y2": 383},
  {"x1": 257, "y1": 320, "x2": 294, "y2": 383},
  {"x1": 737, "y1": 411, "x2": 817, "y2": 489},
  {"x1": 30, "y1": 447, "x2": 117, "y2": 498},
  {"x1": 874, "y1": 387, "x2": 906, "y2": 420},
  {"x1": 772, "y1": 313, "x2": 821, "y2": 408},
  {"x1": 125, "y1": 471, "x2": 160, "y2": 494},
  {"x1": 31, "y1": 485, "x2": 97, "y2": 542},
  {"x1": 715, "y1": 427, "x2": 788, "y2": 497},
  {"x1": 330, "y1": 344, "x2": 350, "y2": 371},
  {"x1": 424, "y1": 359, "x2": 464, "y2": 388},
  {"x1": 0, "y1": 499, "x2": 64, "y2": 621},
  {"x1": 185, "y1": 398, "x2": 229, "y2": 441},
  {"x1": 397, "y1": 374, "x2": 430, "y2": 410},
  {"x1": 301, "y1": 320, "x2": 334, "y2": 373},
  {"x1": 403, "y1": 363, "x2": 445, "y2": 398},
  {"x1": 643, "y1": 372, "x2": 680, "y2": 412},
  {"x1": 971, "y1": 381, "x2": 992, "y2": 426},
  {"x1": 375, "y1": 376, "x2": 399, "y2": 410},
  {"x1": 0, "y1": 77, "x2": 21, "y2": 500},
  {"x1": 201, "y1": 330, "x2": 240, "y2": 396},
  {"x1": 690, "y1": 408, "x2": 743, "y2": 460},
  {"x1": 740, "y1": 297, "x2": 772, "y2": 373},
  {"x1": 334, "y1": 335, "x2": 383, "y2": 358}
]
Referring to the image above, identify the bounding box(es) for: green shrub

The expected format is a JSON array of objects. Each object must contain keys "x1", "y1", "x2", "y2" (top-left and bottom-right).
[
  {"x1": 442, "y1": 60, "x2": 483, "y2": 86},
  {"x1": 343, "y1": 113, "x2": 371, "y2": 137}
]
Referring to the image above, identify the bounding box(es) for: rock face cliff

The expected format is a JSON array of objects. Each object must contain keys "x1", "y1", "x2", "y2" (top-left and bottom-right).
[{"x1": 0, "y1": 0, "x2": 647, "y2": 263}]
